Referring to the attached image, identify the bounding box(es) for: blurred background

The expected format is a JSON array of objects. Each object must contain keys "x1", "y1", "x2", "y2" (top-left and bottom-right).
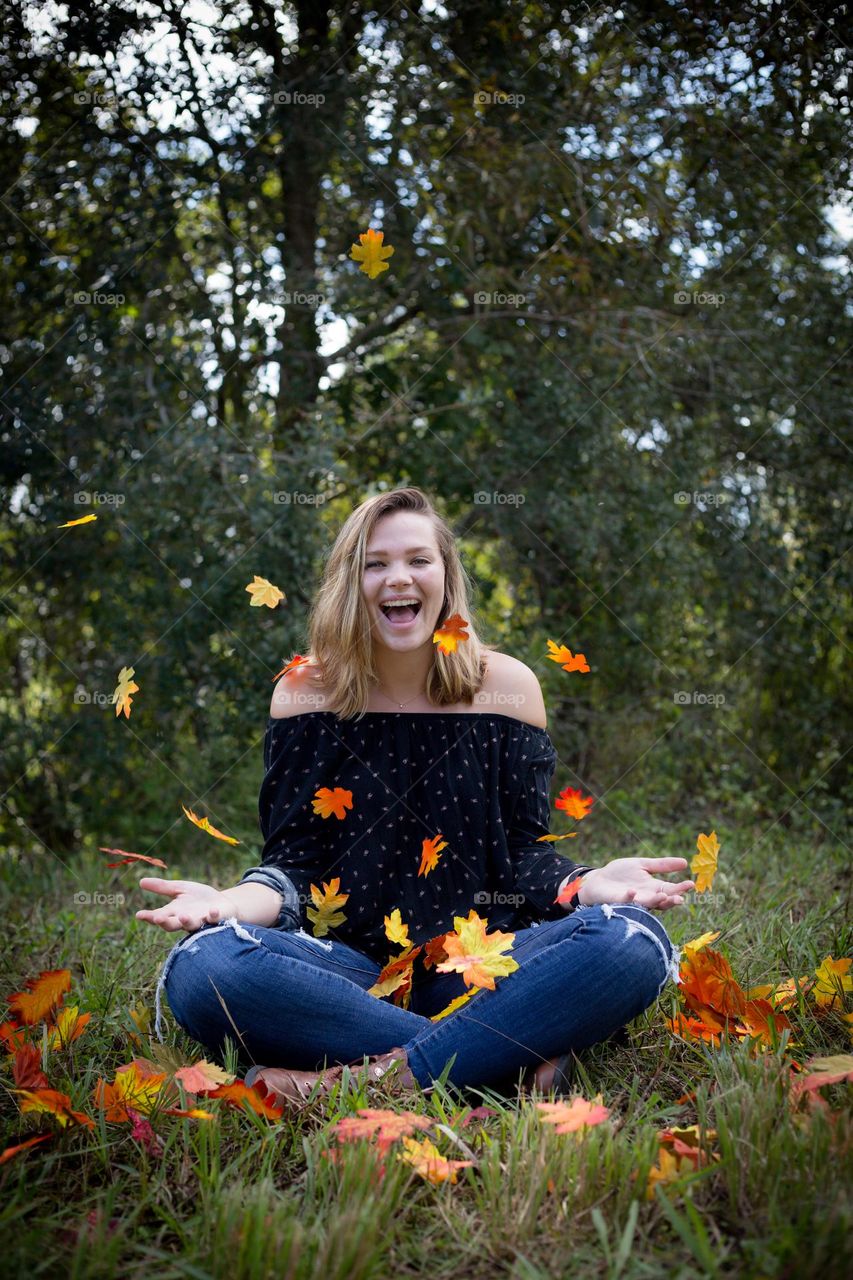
[{"x1": 1, "y1": 0, "x2": 850, "y2": 896}]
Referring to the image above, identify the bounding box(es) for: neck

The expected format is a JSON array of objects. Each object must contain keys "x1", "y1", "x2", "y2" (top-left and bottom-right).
[{"x1": 372, "y1": 645, "x2": 434, "y2": 702}]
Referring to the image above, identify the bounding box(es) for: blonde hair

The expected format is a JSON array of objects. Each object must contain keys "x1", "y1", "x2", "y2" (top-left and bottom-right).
[{"x1": 303, "y1": 487, "x2": 497, "y2": 720}]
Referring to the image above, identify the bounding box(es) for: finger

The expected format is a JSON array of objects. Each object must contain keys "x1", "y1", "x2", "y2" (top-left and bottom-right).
[
  {"x1": 138, "y1": 877, "x2": 193, "y2": 898},
  {"x1": 646, "y1": 877, "x2": 695, "y2": 894},
  {"x1": 639, "y1": 858, "x2": 689, "y2": 872}
]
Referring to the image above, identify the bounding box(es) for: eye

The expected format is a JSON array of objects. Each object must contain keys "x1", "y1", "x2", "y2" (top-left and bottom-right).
[{"x1": 365, "y1": 558, "x2": 431, "y2": 568}]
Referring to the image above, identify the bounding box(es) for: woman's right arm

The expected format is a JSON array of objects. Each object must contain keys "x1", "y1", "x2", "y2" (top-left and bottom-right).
[{"x1": 136, "y1": 876, "x2": 283, "y2": 933}]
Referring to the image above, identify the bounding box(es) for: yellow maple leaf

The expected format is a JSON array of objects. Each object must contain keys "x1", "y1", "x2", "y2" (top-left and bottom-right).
[
  {"x1": 245, "y1": 575, "x2": 285, "y2": 608},
  {"x1": 432, "y1": 613, "x2": 469, "y2": 655},
  {"x1": 691, "y1": 831, "x2": 720, "y2": 893},
  {"x1": 646, "y1": 1145, "x2": 693, "y2": 1200},
  {"x1": 682, "y1": 930, "x2": 721, "y2": 956},
  {"x1": 349, "y1": 227, "x2": 394, "y2": 279},
  {"x1": 181, "y1": 805, "x2": 240, "y2": 845},
  {"x1": 47, "y1": 1006, "x2": 91, "y2": 1050},
  {"x1": 57, "y1": 513, "x2": 98, "y2": 528},
  {"x1": 113, "y1": 666, "x2": 140, "y2": 718},
  {"x1": 435, "y1": 909, "x2": 519, "y2": 991},
  {"x1": 307, "y1": 878, "x2": 349, "y2": 937},
  {"x1": 384, "y1": 908, "x2": 411, "y2": 949},
  {"x1": 813, "y1": 955, "x2": 852, "y2": 1009},
  {"x1": 429, "y1": 992, "x2": 473, "y2": 1022},
  {"x1": 397, "y1": 1135, "x2": 473, "y2": 1184}
]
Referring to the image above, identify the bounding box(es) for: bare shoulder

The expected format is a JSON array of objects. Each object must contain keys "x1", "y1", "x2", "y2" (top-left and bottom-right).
[
  {"x1": 269, "y1": 662, "x2": 329, "y2": 719},
  {"x1": 481, "y1": 651, "x2": 548, "y2": 730}
]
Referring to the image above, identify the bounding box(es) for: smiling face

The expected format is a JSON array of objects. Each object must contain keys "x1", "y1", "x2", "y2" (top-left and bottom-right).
[{"x1": 363, "y1": 510, "x2": 446, "y2": 652}]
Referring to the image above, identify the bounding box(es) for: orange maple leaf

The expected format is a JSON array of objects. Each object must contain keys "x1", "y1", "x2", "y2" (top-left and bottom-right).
[
  {"x1": 306, "y1": 877, "x2": 350, "y2": 937},
  {"x1": 181, "y1": 805, "x2": 240, "y2": 845},
  {"x1": 735, "y1": 997, "x2": 793, "y2": 1046},
  {"x1": 98, "y1": 846, "x2": 168, "y2": 869},
  {"x1": 331, "y1": 1107, "x2": 432, "y2": 1153},
  {"x1": 93, "y1": 1059, "x2": 170, "y2": 1121},
  {"x1": 173, "y1": 1059, "x2": 234, "y2": 1094},
  {"x1": 555, "y1": 787, "x2": 595, "y2": 821},
  {"x1": 418, "y1": 834, "x2": 447, "y2": 877},
  {"x1": 0, "y1": 1020, "x2": 30, "y2": 1052},
  {"x1": 436, "y1": 909, "x2": 519, "y2": 991},
  {"x1": 368, "y1": 945, "x2": 423, "y2": 1008},
  {"x1": 554, "y1": 876, "x2": 585, "y2": 906},
  {"x1": 664, "y1": 1012, "x2": 723, "y2": 1045},
  {"x1": 13, "y1": 1087, "x2": 95, "y2": 1129},
  {"x1": 432, "y1": 613, "x2": 470, "y2": 655},
  {"x1": 7, "y1": 969, "x2": 71, "y2": 1026},
  {"x1": 422, "y1": 933, "x2": 450, "y2": 969},
  {"x1": 196, "y1": 1079, "x2": 284, "y2": 1120},
  {"x1": 271, "y1": 653, "x2": 310, "y2": 682},
  {"x1": 536, "y1": 1094, "x2": 611, "y2": 1135},
  {"x1": 0, "y1": 1133, "x2": 54, "y2": 1165},
  {"x1": 678, "y1": 947, "x2": 748, "y2": 1019},
  {"x1": 12, "y1": 1044, "x2": 49, "y2": 1090},
  {"x1": 545, "y1": 640, "x2": 590, "y2": 673},
  {"x1": 349, "y1": 227, "x2": 395, "y2": 279},
  {"x1": 113, "y1": 665, "x2": 139, "y2": 718},
  {"x1": 312, "y1": 787, "x2": 354, "y2": 820}
]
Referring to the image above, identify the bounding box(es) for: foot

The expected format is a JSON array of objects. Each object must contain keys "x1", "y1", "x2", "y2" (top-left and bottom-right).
[
  {"x1": 520, "y1": 1056, "x2": 562, "y2": 1093},
  {"x1": 248, "y1": 1048, "x2": 417, "y2": 1109}
]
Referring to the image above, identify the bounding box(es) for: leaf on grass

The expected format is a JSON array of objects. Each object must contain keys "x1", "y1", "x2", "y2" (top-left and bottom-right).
[
  {"x1": 311, "y1": 787, "x2": 354, "y2": 820},
  {"x1": 795, "y1": 1053, "x2": 853, "y2": 1092},
  {"x1": 812, "y1": 956, "x2": 852, "y2": 1009},
  {"x1": 13, "y1": 1087, "x2": 95, "y2": 1129},
  {"x1": 174, "y1": 1059, "x2": 235, "y2": 1094},
  {"x1": 245, "y1": 575, "x2": 285, "y2": 608},
  {"x1": 555, "y1": 787, "x2": 595, "y2": 821},
  {"x1": 98, "y1": 846, "x2": 168, "y2": 869},
  {"x1": 691, "y1": 831, "x2": 719, "y2": 893},
  {"x1": 734, "y1": 997, "x2": 792, "y2": 1046},
  {"x1": 435, "y1": 909, "x2": 519, "y2": 991},
  {"x1": 93, "y1": 1059, "x2": 170, "y2": 1121},
  {"x1": 113, "y1": 666, "x2": 139, "y2": 718},
  {"x1": 384, "y1": 908, "x2": 411, "y2": 949},
  {"x1": 200, "y1": 1079, "x2": 285, "y2": 1119},
  {"x1": 307, "y1": 877, "x2": 350, "y2": 937},
  {"x1": 678, "y1": 947, "x2": 747, "y2": 1019},
  {"x1": 0, "y1": 1133, "x2": 54, "y2": 1164},
  {"x1": 331, "y1": 1107, "x2": 433, "y2": 1153},
  {"x1": 432, "y1": 613, "x2": 469, "y2": 655},
  {"x1": 429, "y1": 992, "x2": 473, "y2": 1022},
  {"x1": 664, "y1": 1013, "x2": 723, "y2": 1046},
  {"x1": 658, "y1": 1125, "x2": 719, "y2": 1167},
  {"x1": 536, "y1": 1094, "x2": 611, "y2": 1135},
  {"x1": 545, "y1": 640, "x2": 590, "y2": 673},
  {"x1": 646, "y1": 1146, "x2": 694, "y2": 1199},
  {"x1": 397, "y1": 1134, "x2": 474, "y2": 1184},
  {"x1": 0, "y1": 1020, "x2": 30, "y2": 1052},
  {"x1": 13, "y1": 1044, "x2": 49, "y2": 1089},
  {"x1": 47, "y1": 1006, "x2": 91, "y2": 1049},
  {"x1": 418, "y1": 834, "x2": 447, "y2": 877},
  {"x1": 7, "y1": 969, "x2": 72, "y2": 1025},
  {"x1": 682, "y1": 931, "x2": 721, "y2": 956},
  {"x1": 349, "y1": 227, "x2": 394, "y2": 278},
  {"x1": 181, "y1": 805, "x2": 240, "y2": 845}
]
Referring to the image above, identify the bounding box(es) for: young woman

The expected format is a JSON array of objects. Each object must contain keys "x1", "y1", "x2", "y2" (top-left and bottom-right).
[{"x1": 138, "y1": 487, "x2": 693, "y2": 1105}]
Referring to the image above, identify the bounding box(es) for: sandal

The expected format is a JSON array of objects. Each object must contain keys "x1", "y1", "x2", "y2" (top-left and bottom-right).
[{"x1": 244, "y1": 1047, "x2": 418, "y2": 1110}]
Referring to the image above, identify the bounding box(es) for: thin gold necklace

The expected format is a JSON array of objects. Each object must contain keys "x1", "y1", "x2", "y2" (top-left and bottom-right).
[{"x1": 374, "y1": 681, "x2": 427, "y2": 710}]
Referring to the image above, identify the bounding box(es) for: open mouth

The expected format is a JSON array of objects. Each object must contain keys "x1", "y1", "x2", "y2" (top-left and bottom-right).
[{"x1": 379, "y1": 601, "x2": 423, "y2": 624}]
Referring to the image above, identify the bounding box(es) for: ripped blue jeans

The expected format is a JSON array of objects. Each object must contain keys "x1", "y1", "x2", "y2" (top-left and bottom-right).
[{"x1": 154, "y1": 903, "x2": 681, "y2": 1091}]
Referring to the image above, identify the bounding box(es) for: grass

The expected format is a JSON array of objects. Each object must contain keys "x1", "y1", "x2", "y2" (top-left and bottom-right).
[{"x1": 1, "y1": 821, "x2": 851, "y2": 1279}]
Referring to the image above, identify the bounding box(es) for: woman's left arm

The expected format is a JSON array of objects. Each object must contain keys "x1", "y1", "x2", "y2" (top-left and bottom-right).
[{"x1": 575, "y1": 857, "x2": 695, "y2": 912}]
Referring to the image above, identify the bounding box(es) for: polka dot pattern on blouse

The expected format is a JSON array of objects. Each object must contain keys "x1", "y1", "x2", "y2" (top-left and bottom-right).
[{"x1": 253, "y1": 710, "x2": 589, "y2": 965}]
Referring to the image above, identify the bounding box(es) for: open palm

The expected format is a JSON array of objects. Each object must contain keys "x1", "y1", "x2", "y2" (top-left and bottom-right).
[
  {"x1": 578, "y1": 857, "x2": 695, "y2": 912},
  {"x1": 136, "y1": 877, "x2": 233, "y2": 933}
]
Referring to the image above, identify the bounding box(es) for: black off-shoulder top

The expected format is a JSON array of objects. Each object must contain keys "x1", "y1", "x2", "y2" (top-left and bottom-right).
[{"x1": 243, "y1": 711, "x2": 592, "y2": 965}]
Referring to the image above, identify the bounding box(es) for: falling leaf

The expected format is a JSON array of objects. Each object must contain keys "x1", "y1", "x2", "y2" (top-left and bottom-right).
[
  {"x1": 98, "y1": 847, "x2": 168, "y2": 869},
  {"x1": 536, "y1": 1094, "x2": 611, "y2": 1135},
  {"x1": 537, "y1": 832, "x2": 579, "y2": 843},
  {"x1": 422, "y1": 933, "x2": 450, "y2": 969},
  {"x1": 384, "y1": 908, "x2": 411, "y2": 949},
  {"x1": 47, "y1": 1006, "x2": 91, "y2": 1050},
  {"x1": 435, "y1": 909, "x2": 519, "y2": 991},
  {"x1": 245, "y1": 575, "x2": 285, "y2": 608},
  {"x1": 812, "y1": 956, "x2": 852, "y2": 1009},
  {"x1": 368, "y1": 946, "x2": 423, "y2": 1008},
  {"x1": 13, "y1": 1044, "x2": 49, "y2": 1089},
  {"x1": 0, "y1": 1133, "x2": 54, "y2": 1164},
  {"x1": 271, "y1": 653, "x2": 310, "y2": 681},
  {"x1": 397, "y1": 1134, "x2": 474, "y2": 1184},
  {"x1": 312, "y1": 787, "x2": 354, "y2": 820},
  {"x1": 57, "y1": 514, "x2": 97, "y2": 529},
  {"x1": 546, "y1": 640, "x2": 590, "y2": 673},
  {"x1": 691, "y1": 831, "x2": 720, "y2": 893},
  {"x1": 7, "y1": 970, "x2": 71, "y2": 1026},
  {"x1": 682, "y1": 931, "x2": 721, "y2": 956},
  {"x1": 555, "y1": 787, "x2": 595, "y2": 821},
  {"x1": 13, "y1": 1087, "x2": 95, "y2": 1129},
  {"x1": 418, "y1": 834, "x2": 447, "y2": 877},
  {"x1": 93, "y1": 1059, "x2": 169, "y2": 1121},
  {"x1": 174, "y1": 1059, "x2": 235, "y2": 1094},
  {"x1": 350, "y1": 227, "x2": 395, "y2": 279},
  {"x1": 113, "y1": 666, "x2": 140, "y2": 718},
  {"x1": 430, "y1": 992, "x2": 473, "y2": 1022},
  {"x1": 181, "y1": 805, "x2": 240, "y2": 845},
  {"x1": 307, "y1": 878, "x2": 349, "y2": 937},
  {"x1": 554, "y1": 877, "x2": 584, "y2": 906},
  {"x1": 432, "y1": 613, "x2": 470, "y2": 655},
  {"x1": 331, "y1": 1107, "x2": 432, "y2": 1153}
]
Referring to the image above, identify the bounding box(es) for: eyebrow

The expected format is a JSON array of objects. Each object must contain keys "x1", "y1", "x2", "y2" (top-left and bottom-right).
[{"x1": 365, "y1": 545, "x2": 435, "y2": 555}]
